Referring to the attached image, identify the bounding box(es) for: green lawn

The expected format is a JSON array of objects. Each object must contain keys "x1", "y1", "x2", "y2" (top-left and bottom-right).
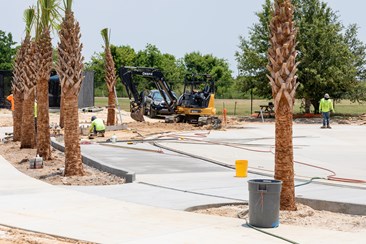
[{"x1": 94, "y1": 97, "x2": 366, "y2": 116}]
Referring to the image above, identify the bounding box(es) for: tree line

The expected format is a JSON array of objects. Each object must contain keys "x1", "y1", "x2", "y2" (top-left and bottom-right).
[
  {"x1": 85, "y1": 44, "x2": 235, "y2": 98},
  {"x1": 1, "y1": 0, "x2": 366, "y2": 113},
  {"x1": 236, "y1": 0, "x2": 366, "y2": 113}
]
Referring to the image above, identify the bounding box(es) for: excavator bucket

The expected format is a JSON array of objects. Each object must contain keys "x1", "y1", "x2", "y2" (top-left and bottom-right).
[{"x1": 130, "y1": 104, "x2": 145, "y2": 122}]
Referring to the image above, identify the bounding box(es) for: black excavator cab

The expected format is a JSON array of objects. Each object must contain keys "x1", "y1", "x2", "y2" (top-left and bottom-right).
[{"x1": 118, "y1": 66, "x2": 176, "y2": 122}]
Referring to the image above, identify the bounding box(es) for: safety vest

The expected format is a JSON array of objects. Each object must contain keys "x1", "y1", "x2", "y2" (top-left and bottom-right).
[{"x1": 319, "y1": 98, "x2": 334, "y2": 113}]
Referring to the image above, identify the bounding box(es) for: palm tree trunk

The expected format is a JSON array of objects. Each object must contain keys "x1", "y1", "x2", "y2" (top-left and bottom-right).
[
  {"x1": 21, "y1": 38, "x2": 36, "y2": 149},
  {"x1": 13, "y1": 91, "x2": 23, "y2": 141},
  {"x1": 36, "y1": 76, "x2": 51, "y2": 159},
  {"x1": 107, "y1": 90, "x2": 115, "y2": 125},
  {"x1": 268, "y1": 0, "x2": 299, "y2": 211},
  {"x1": 36, "y1": 29, "x2": 52, "y2": 160},
  {"x1": 64, "y1": 95, "x2": 84, "y2": 175},
  {"x1": 59, "y1": 93, "x2": 65, "y2": 128},
  {"x1": 21, "y1": 91, "x2": 36, "y2": 148},
  {"x1": 57, "y1": 7, "x2": 85, "y2": 176},
  {"x1": 274, "y1": 99, "x2": 295, "y2": 210}
]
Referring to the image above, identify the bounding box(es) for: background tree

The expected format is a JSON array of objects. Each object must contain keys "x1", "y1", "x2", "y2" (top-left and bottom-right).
[
  {"x1": 57, "y1": 0, "x2": 84, "y2": 176},
  {"x1": 268, "y1": 0, "x2": 299, "y2": 211},
  {"x1": 86, "y1": 44, "x2": 232, "y2": 98},
  {"x1": 343, "y1": 24, "x2": 366, "y2": 103},
  {"x1": 293, "y1": 0, "x2": 356, "y2": 112},
  {"x1": 0, "y1": 30, "x2": 16, "y2": 70},
  {"x1": 236, "y1": 0, "x2": 273, "y2": 99},
  {"x1": 85, "y1": 45, "x2": 136, "y2": 97},
  {"x1": 35, "y1": 0, "x2": 61, "y2": 160},
  {"x1": 101, "y1": 28, "x2": 117, "y2": 125},
  {"x1": 183, "y1": 52, "x2": 233, "y2": 97},
  {"x1": 12, "y1": 9, "x2": 35, "y2": 141},
  {"x1": 236, "y1": 0, "x2": 366, "y2": 112}
]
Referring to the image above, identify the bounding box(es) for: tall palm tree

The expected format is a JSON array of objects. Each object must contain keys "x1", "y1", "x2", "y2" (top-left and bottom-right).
[
  {"x1": 20, "y1": 8, "x2": 37, "y2": 149},
  {"x1": 13, "y1": 8, "x2": 35, "y2": 142},
  {"x1": 101, "y1": 28, "x2": 117, "y2": 126},
  {"x1": 57, "y1": 0, "x2": 84, "y2": 176},
  {"x1": 36, "y1": 0, "x2": 61, "y2": 160},
  {"x1": 267, "y1": 0, "x2": 299, "y2": 211}
]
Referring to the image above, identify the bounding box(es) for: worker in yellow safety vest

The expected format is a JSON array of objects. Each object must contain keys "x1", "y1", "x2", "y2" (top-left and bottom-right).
[
  {"x1": 319, "y1": 93, "x2": 335, "y2": 129},
  {"x1": 89, "y1": 116, "x2": 105, "y2": 137}
]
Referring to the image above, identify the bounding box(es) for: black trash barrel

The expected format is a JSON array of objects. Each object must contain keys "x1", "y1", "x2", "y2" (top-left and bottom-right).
[{"x1": 248, "y1": 179, "x2": 282, "y2": 228}]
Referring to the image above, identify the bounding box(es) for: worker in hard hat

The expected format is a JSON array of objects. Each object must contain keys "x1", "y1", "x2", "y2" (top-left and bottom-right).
[
  {"x1": 89, "y1": 116, "x2": 105, "y2": 137},
  {"x1": 319, "y1": 93, "x2": 335, "y2": 129}
]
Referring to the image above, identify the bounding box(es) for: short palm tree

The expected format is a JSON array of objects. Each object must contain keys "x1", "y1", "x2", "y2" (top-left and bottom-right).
[
  {"x1": 101, "y1": 28, "x2": 117, "y2": 126},
  {"x1": 267, "y1": 0, "x2": 299, "y2": 211},
  {"x1": 57, "y1": 0, "x2": 85, "y2": 176},
  {"x1": 20, "y1": 8, "x2": 37, "y2": 149},
  {"x1": 35, "y1": 0, "x2": 61, "y2": 159},
  {"x1": 12, "y1": 9, "x2": 34, "y2": 141}
]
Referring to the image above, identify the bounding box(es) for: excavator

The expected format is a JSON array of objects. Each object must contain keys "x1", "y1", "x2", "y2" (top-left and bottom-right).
[{"x1": 118, "y1": 66, "x2": 221, "y2": 127}]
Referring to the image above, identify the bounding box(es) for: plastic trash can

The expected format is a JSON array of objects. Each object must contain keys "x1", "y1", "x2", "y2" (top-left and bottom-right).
[{"x1": 248, "y1": 179, "x2": 282, "y2": 228}]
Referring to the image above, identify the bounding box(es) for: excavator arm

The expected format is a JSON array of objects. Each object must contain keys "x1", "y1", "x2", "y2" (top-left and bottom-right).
[{"x1": 118, "y1": 66, "x2": 177, "y2": 122}]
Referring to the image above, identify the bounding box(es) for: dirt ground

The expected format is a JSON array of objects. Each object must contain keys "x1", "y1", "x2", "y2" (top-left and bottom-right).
[
  {"x1": 0, "y1": 224, "x2": 93, "y2": 244},
  {"x1": 192, "y1": 203, "x2": 366, "y2": 232},
  {"x1": 1, "y1": 108, "x2": 366, "y2": 242}
]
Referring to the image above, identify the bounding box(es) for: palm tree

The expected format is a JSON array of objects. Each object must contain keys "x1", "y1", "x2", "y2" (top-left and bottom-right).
[
  {"x1": 56, "y1": 0, "x2": 84, "y2": 176},
  {"x1": 13, "y1": 8, "x2": 36, "y2": 142},
  {"x1": 20, "y1": 8, "x2": 37, "y2": 149},
  {"x1": 267, "y1": 0, "x2": 299, "y2": 211},
  {"x1": 101, "y1": 28, "x2": 117, "y2": 126},
  {"x1": 35, "y1": 0, "x2": 61, "y2": 160}
]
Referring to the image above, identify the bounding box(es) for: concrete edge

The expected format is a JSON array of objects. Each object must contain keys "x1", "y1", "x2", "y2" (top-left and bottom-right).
[
  {"x1": 51, "y1": 139, "x2": 135, "y2": 183},
  {"x1": 296, "y1": 197, "x2": 366, "y2": 216},
  {"x1": 185, "y1": 202, "x2": 248, "y2": 212}
]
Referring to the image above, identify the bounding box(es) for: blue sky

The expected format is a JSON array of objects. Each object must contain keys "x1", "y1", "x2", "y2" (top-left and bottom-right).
[{"x1": 1, "y1": 0, "x2": 365, "y2": 74}]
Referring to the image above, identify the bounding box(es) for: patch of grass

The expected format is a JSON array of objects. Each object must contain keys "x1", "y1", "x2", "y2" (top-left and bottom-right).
[
  {"x1": 215, "y1": 99, "x2": 302, "y2": 116},
  {"x1": 95, "y1": 97, "x2": 130, "y2": 111}
]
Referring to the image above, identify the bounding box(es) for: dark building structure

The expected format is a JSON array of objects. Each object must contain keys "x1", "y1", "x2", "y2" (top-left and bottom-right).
[
  {"x1": 0, "y1": 70, "x2": 94, "y2": 109},
  {"x1": 0, "y1": 70, "x2": 13, "y2": 108}
]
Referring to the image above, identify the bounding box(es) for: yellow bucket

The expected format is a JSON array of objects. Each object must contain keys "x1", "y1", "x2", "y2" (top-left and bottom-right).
[{"x1": 235, "y1": 160, "x2": 248, "y2": 177}]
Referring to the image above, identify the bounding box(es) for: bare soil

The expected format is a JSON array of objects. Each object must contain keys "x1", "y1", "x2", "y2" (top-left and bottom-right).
[
  {"x1": 192, "y1": 203, "x2": 366, "y2": 232},
  {"x1": 0, "y1": 224, "x2": 92, "y2": 244},
  {"x1": 1, "y1": 108, "x2": 366, "y2": 242}
]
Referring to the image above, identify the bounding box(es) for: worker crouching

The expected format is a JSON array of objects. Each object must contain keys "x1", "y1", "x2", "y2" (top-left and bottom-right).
[{"x1": 89, "y1": 116, "x2": 106, "y2": 138}]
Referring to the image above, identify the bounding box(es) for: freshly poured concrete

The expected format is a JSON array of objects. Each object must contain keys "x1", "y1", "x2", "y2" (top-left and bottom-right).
[{"x1": 0, "y1": 124, "x2": 366, "y2": 243}]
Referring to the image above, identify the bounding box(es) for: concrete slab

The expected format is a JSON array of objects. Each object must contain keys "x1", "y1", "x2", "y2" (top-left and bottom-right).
[
  {"x1": 1, "y1": 156, "x2": 366, "y2": 243},
  {"x1": 75, "y1": 124, "x2": 366, "y2": 214},
  {"x1": 1, "y1": 124, "x2": 366, "y2": 243}
]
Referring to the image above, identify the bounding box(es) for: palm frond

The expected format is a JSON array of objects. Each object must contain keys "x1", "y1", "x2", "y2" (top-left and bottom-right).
[
  {"x1": 37, "y1": 0, "x2": 62, "y2": 35},
  {"x1": 23, "y1": 7, "x2": 36, "y2": 37},
  {"x1": 63, "y1": 0, "x2": 73, "y2": 13},
  {"x1": 101, "y1": 28, "x2": 110, "y2": 48}
]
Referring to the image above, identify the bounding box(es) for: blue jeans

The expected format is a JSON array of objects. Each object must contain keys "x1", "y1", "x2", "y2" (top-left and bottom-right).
[{"x1": 322, "y1": 112, "x2": 330, "y2": 126}]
